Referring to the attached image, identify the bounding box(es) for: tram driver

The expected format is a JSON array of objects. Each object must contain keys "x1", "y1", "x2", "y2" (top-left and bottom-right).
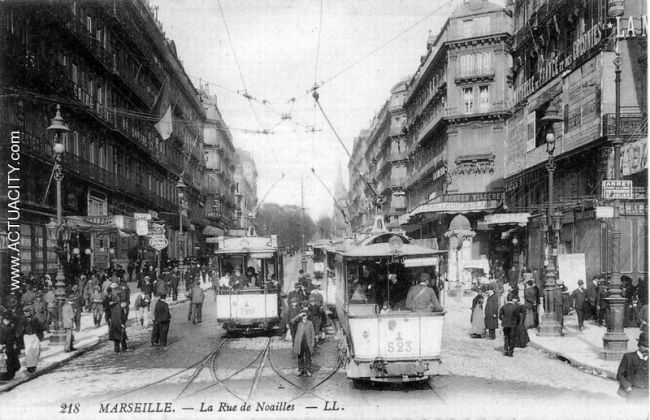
[{"x1": 405, "y1": 273, "x2": 443, "y2": 313}]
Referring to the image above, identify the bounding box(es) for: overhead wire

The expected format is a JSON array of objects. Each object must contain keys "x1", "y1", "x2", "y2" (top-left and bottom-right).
[
  {"x1": 215, "y1": 0, "x2": 281, "y2": 166},
  {"x1": 309, "y1": 0, "x2": 454, "y2": 93}
]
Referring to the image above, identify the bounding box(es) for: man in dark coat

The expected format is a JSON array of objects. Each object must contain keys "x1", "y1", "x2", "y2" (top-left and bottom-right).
[
  {"x1": 0, "y1": 313, "x2": 20, "y2": 380},
  {"x1": 170, "y1": 268, "x2": 180, "y2": 302},
  {"x1": 152, "y1": 295, "x2": 171, "y2": 347},
  {"x1": 189, "y1": 280, "x2": 205, "y2": 324},
  {"x1": 571, "y1": 280, "x2": 588, "y2": 330},
  {"x1": 586, "y1": 277, "x2": 599, "y2": 321},
  {"x1": 484, "y1": 289, "x2": 499, "y2": 339},
  {"x1": 499, "y1": 292, "x2": 520, "y2": 357},
  {"x1": 109, "y1": 302, "x2": 129, "y2": 353},
  {"x1": 617, "y1": 331, "x2": 648, "y2": 402},
  {"x1": 284, "y1": 298, "x2": 303, "y2": 345},
  {"x1": 293, "y1": 310, "x2": 315, "y2": 377},
  {"x1": 405, "y1": 273, "x2": 443, "y2": 312},
  {"x1": 288, "y1": 282, "x2": 308, "y2": 306}
]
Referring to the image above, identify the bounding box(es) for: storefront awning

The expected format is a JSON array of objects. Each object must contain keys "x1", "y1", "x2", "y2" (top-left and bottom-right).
[
  {"x1": 202, "y1": 225, "x2": 225, "y2": 236},
  {"x1": 64, "y1": 215, "x2": 137, "y2": 234}
]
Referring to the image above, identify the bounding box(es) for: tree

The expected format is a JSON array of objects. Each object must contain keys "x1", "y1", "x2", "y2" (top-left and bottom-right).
[
  {"x1": 255, "y1": 203, "x2": 317, "y2": 248},
  {"x1": 315, "y1": 215, "x2": 333, "y2": 240}
]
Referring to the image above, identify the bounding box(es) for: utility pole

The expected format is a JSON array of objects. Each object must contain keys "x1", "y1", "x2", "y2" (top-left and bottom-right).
[{"x1": 300, "y1": 174, "x2": 307, "y2": 272}]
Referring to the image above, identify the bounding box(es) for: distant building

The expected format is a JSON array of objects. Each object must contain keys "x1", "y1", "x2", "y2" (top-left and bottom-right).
[
  {"x1": 348, "y1": 130, "x2": 370, "y2": 231},
  {"x1": 234, "y1": 148, "x2": 258, "y2": 229}
]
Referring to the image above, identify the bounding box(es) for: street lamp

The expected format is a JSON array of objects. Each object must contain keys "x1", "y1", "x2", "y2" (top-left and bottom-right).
[
  {"x1": 46, "y1": 104, "x2": 69, "y2": 345},
  {"x1": 537, "y1": 107, "x2": 563, "y2": 337},
  {"x1": 602, "y1": 51, "x2": 628, "y2": 360},
  {"x1": 176, "y1": 179, "x2": 187, "y2": 260}
]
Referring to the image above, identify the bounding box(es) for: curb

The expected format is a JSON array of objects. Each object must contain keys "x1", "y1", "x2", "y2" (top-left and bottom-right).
[
  {"x1": 0, "y1": 294, "x2": 199, "y2": 394},
  {"x1": 527, "y1": 340, "x2": 617, "y2": 380}
]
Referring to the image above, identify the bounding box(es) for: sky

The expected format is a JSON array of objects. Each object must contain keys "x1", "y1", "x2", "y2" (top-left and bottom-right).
[{"x1": 150, "y1": 0, "x2": 472, "y2": 219}]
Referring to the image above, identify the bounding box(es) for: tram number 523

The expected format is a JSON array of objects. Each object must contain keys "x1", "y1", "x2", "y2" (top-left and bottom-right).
[{"x1": 387, "y1": 340, "x2": 412, "y2": 353}]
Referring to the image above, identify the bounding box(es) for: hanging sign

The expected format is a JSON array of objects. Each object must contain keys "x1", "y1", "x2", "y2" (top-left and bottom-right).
[
  {"x1": 136, "y1": 220, "x2": 148, "y2": 236},
  {"x1": 602, "y1": 180, "x2": 633, "y2": 199},
  {"x1": 149, "y1": 236, "x2": 169, "y2": 251}
]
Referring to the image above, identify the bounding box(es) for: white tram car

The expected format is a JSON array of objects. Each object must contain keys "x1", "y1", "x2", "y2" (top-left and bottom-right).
[
  {"x1": 330, "y1": 232, "x2": 445, "y2": 383},
  {"x1": 214, "y1": 235, "x2": 284, "y2": 334}
]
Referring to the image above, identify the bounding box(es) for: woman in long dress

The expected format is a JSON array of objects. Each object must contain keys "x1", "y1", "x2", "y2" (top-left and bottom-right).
[
  {"x1": 470, "y1": 294, "x2": 485, "y2": 338},
  {"x1": 514, "y1": 298, "x2": 529, "y2": 348}
]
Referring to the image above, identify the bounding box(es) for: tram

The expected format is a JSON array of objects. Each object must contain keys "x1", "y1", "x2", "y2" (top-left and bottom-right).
[
  {"x1": 331, "y1": 230, "x2": 445, "y2": 383},
  {"x1": 311, "y1": 240, "x2": 329, "y2": 279},
  {"x1": 214, "y1": 234, "x2": 284, "y2": 334}
]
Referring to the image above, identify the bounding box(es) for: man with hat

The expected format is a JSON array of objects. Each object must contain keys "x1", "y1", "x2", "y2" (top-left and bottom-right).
[
  {"x1": 596, "y1": 277, "x2": 610, "y2": 326},
  {"x1": 617, "y1": 331, "x2": 649, "y2": 401},
  {"x1": 170, "y1": 267, "x2": 180, "y2": 302},
  {"x1": 288, "y1": 282, "x2": 307, "y2": 306},
  {"x1": 405, "y1": 273, "x2": 443, "y2": 313},
  {"x1": 293, "y1": 309, "x2": 315, "y2": 377},
  {"x1": 284, "y1": 298, "x2": 303, "y2": 345},
  {"x1": 571, "y1": 279, "x2": 588, "y2": 330},
  {"x1": 189, "y1": 280, "x2": 205, "y2": 324},
  {"x1": 91, "y1": 285, "x2": 105, "y2": 327},
  {"x1": 152, "y1": 294, "x2": 171, "y2": 347},
  {"x1": 231, "y1": 268, "x2": 244, "y2": 290},
  {"x1": 21, "y1": 305, "x2": 44, "y2": 372},
  {"x1": 0, "y1": 312, "x2": 20, "y2": 380},
  {"x1": 62, "y1": 296, "x2": 77, "y2": 352},
  {"x1": 109, "y1": 301, "x2": 129, "y2": 353},
  {"x1": 32, "y1": 292, "x2": 49, "y2": 333},
  {"x1": 484, "y1": 287, "x2": 500, "y2": 339},
  {"x1": 71, "y1": 284, "x2": 83, "y2": 332},
  {"x1": 499, "y1": 292, "x2": 520, "y2": 357},
  {"x1": 20, "y1": 284, "x2": 36, "y2": 308}
]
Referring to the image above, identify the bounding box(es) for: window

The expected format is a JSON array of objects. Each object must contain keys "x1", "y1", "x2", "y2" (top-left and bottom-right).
[
  {"x1": 86, "y1": 15, "x2": 92, "y2": 32},
  {"x1": 460, "y1": 54, "x2": 473, "y2": 76},
  {"x1": 481, "y1": 52, "x2": 491, "y2": 74},
  {"x1": 463, "y1": 88, "x2": 473, "y2": 114},
  {"x1": 479, "y1": 86, "x2": 490, "y2": 112},
  {"x1": 462, "y1": 19, "x2": 473, "y2": 38}
]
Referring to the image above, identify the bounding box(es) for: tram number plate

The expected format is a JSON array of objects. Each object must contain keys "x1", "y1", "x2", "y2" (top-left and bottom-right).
[
  {"x1": 386, "y1": 340, "x2": 412, "y2": 353},
  {"x1": 240, "y1": 306, "x2": 255, "y2": 316}
]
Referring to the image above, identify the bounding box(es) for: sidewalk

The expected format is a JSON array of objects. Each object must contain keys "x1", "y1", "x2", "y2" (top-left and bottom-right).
[
  {"x1": 528, "y1": 310, "x2": 641, "y2": 379},
  {"x1": 0, "y1": 280, "x2": 212, "y2": 393}
]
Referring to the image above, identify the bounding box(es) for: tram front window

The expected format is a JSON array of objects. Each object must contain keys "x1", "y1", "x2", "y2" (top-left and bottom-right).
[{"x1": 347, "y1": 260, "x2": 440, "y2": 311}]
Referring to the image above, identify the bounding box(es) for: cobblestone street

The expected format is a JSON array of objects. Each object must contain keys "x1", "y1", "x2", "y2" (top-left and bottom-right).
[{"x1": 0, "y1": 256, "x2": 645, "y2": 420}]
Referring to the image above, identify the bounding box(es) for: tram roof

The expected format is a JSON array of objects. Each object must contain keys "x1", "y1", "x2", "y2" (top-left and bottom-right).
[{"x1": 342, "y1": 242, "x2": 439, "y2": 258}]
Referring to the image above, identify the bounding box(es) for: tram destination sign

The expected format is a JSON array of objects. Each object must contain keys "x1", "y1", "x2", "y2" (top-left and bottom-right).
[{"x1": 602, "y1": 180, "x2": 633, "y2": 199}]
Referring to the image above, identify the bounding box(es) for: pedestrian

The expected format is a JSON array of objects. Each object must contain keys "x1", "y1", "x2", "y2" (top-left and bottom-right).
[
  {"x1": 71, "y1": 285, "x2": 83, "y2": 332},
  {"x1": 43, "y1": 286, "x2": 56, "y2": 330},
  {"x1": 405, "y1": 273, "x2": 443, "y2": 312},
  {"x1": 32, "y1": 293, "x2": 49, "y2": 333},
  {"x1": 306, "y1": 295, "x2": 321, "y2": 342},
  {"x1": 0, "y1": 313, "x2": 20, "y2": 381},
  {"x1": 170, "y1": 268, "x2": 180, "y2": 302},
  {"x1": 484, "y1": 288, "x2": 499, "y2": 339},
  {"x1": 597, "y1": 278, "x2": 609, "y2": 326},
  {"x1": 284, "y1": 298, "x2": 303, "y2": 345},
  {"x1": 21, "y1": 306, "x2": 44, "y2": 373},
  {"x1": 293, "y1": 310, "x2": 315, "y2": 377},
  {"x1": 190, "y1": 280, "x2": 205, "y2": 323},
  {"x1": 119, "y1": 283, "x2": 131, "y2": 319},
  {"x1": 104, "y1": 283, "x2": 120, "y2": 325},
  {"x1": 616, "y1": 331, "x2": 648, "y2": 402},
  {"x1": 513, "y1": 296, "x2": 529, "y2": 348},
  {"x1": 61, "y1": 296, "x2": 76, "y2": 352},
  {"x1": 523, "y1": 279, "x2": 539, "y2": 329},
  {"x1": 133, "y1": 291, "x2": 149, "y2": 328},
  {"x1": 91, "y1": 286, "x2": 105, "y2": 327},
  {"x1": 155, "y1": 275, "x2": 169, "y2": 301},
  {"x1": 152, "y1": 295, "x2": 171, "y2": 347},
  {"x1": 109, "y1": 302, "x2": 129, "y2": 353},
  {"x1": 499, "y1": 292, "x2": 520, "y2": 357},
  {"x1": 586, "y1": 277, "x2": 599, "y2": 321},
  {"x1": 571, "y1": 279, "x2": 588, "y2": 330},
  {"x1": 470, "y1": 293, "x2": 485, "y2": 338},
  {"x1": 142, "y1": 276, "x2": 153, "y2": 307},
  {"x1": 20, "y1": 284, "x2": 36, "y2": 308}
]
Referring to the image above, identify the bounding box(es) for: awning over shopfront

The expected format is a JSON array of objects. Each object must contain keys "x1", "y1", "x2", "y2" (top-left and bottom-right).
[
  {"x1": 64, "y1": 215, "x2": 137, "y2": 234},
  {"x1": 202, "y1": 225, "x2": 225, "y2": 237}
]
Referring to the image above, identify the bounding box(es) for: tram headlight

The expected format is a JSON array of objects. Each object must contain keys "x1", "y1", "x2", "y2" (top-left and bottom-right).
[{"x1": 362, "y1": 330, "x2": 369, "y2": 339}]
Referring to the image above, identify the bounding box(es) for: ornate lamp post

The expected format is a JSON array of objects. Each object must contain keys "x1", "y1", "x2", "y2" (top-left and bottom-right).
[
  {"x1": 602, "y1": 51, "x2": 628, "y2": 360},
  {"x1": 537, "y1": 107, "x2": 563, "y2": 337},
  {"x1": 176, "y1": 179, "x2": 187, "y2": 261},
  {"x1": 46, "y1": 104, "x2": 69, "y2": 345}
]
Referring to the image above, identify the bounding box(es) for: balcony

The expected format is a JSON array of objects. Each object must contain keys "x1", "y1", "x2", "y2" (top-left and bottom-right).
[
  {"x1": 603, "y1": 113, "x2": 647, "y2": 140},
  {"x1": 454, "y1": 68, "x2": 495, "y2": 85}
]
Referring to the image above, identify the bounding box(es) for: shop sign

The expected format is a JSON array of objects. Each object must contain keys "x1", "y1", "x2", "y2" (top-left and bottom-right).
[
  {"x1": 484, "y1": 212, "x2": 530, "y2": 225},
  {"x1": 602, "y1": 180, "x2": 633, "y2": 199},
  {"x1": 403, "y1": 257, "x2": 439, "y2": 268},
  {"x1": 136, "y1": 220, "x2": 148, "y2": 236},
  {"x1": 442, "y1": 192, "x2": 503, "y2": 203},
  {"x1": 595, "y1": 206, "x2": 614, "y2": 219},
  {"x1": 621, "y1": 201, "x2": 647, "y2": 216},
  {"x1": 149, "y1": 236, "x2": 169, "y2": 251},
  {"x1": 84, "y1": 215, "x2": 136, "y2": 232},
  {"x1": 134, "y1": 213, "x2": 151, "y2": 220},
  {"x1": 411, "y1": 199, "x2": 500, "y2": 216},
  {"x1": 615, "y1": 15, "x2": 647, "y2": 39},
  {"x1": 514, "y1": 23, "x2": 605, "y2": 104}
]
